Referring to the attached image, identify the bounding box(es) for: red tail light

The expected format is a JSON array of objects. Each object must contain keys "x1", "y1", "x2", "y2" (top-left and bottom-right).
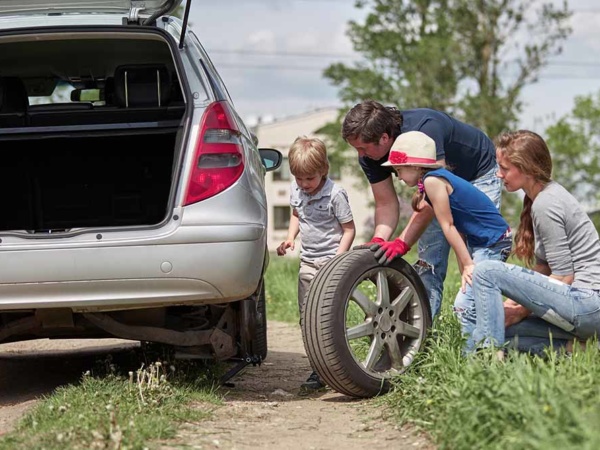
[{"x1": 184, "y1": 101, "x2": 245, "y2": 205}]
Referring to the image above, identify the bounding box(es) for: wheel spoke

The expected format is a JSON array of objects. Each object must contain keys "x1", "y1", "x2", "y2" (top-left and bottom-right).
[
  {"x1": 403, "y1": 349, "x2": 417, "y2": 368},
  {"x1": 346, "y1": 321, "x2": 374, "y2": 340},
  {"x1": 376, "y1": 271, "x2": 390, "y2": 307},
  {"x1": 391, "y1": 286, "x2": 413, "y2": 314},
  {"x1": 387, "y1": 337, "x2": 404, "y2": 370},
  {"x1": 397, "y1": 320, "x2": 421, "y2": 339},
  {"x1": 364, "y1": 335, "x2": 384, "y2": 370},
  {"x1": 351, "y1": 288, "x2": 378, "y2": 316}
]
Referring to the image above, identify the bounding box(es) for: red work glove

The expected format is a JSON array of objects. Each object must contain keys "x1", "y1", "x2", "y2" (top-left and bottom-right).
[
  {"x1": 372, "y1": 238, "x2": 410, "y2": 265},
  {"x1": 353, "y1": 236, "x2": 385, "y2": 250}
]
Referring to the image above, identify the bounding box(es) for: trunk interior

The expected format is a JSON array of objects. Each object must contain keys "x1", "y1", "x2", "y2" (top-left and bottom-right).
[
  {"x1": 0, "y1": 31, "x2": 187, "y2": 232},
  {"x1": 0, "y1": 131, "x2": 176, "y2": 232}
]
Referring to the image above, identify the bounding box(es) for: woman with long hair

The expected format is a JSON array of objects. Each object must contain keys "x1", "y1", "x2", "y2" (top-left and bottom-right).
[{"x1": 471, "y1": 130, "x2": 600, "y2": 355}]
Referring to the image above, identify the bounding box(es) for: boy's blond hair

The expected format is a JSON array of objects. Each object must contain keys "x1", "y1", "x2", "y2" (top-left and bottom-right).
[{"x1": 288, "y1": 136, "x2": 330, "y2": 177}]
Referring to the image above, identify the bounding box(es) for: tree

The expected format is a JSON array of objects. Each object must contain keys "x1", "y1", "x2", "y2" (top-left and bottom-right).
[
  {"x1": 324, "y1": 0, "x2": 571, "y2": 138},
  {"x1": 545, "y1": 92, "x2": 600, "y2": 209}
]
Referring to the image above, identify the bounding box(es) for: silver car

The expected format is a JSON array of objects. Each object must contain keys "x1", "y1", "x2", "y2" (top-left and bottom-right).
[{"x1": 0, "y1": 0, "x2": 281, "y2": 368}]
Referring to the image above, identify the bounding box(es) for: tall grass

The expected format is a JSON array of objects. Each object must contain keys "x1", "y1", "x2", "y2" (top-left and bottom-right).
[
  {"x1": 266, "y1": 252, "x2": 600, "y2": 449},
  {"x1": 0, "y1": 358, "x2": 221, "y2": 449},
  {"x1": 383, "y1": 262, "x2": 600, "y2": 450}
]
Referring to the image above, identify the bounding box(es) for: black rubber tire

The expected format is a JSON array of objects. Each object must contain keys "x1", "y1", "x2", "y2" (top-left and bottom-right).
[
  {"x1": 252, "y1": 281, "x2": 268, "y2": 361},
  {"x1": 301, "y1": 249, "x2": 431, "y2": 398}
]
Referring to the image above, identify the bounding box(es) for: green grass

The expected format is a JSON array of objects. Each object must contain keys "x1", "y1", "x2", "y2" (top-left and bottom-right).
[
  {"x1": 0, "y1": 358, "x2": 222, "y2": 450},
  {"x1": 265, "y1": 255, "x2": 301, "y2": 323},
  {"x1": 266, "y1": 251, "x2": 600, "y2": 450}
]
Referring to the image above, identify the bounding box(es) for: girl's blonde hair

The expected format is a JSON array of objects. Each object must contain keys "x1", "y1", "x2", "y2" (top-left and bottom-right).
[
  {"x1": 495, "y1": 130, "x2": 552, "y2": 266},
  {"x1": 288, "y1": 136, "x2": 329, "y2": 177}
]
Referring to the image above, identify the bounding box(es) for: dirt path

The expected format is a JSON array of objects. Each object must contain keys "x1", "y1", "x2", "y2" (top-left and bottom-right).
[
  {"x1": 165, "y1": 321, "x2": 433, "y2": 450},
  {"x1": 0, "y1": 323, "x2": 434, "y2": 449}
]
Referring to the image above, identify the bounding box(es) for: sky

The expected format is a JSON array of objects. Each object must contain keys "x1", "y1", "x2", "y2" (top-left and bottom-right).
[{"x1": 186, "y1": 0, "x2": 600, "y2": 132}]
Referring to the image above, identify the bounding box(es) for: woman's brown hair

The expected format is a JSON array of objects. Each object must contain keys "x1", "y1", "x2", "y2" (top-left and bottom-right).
[{"x1": 495, "y1": 130, "x2": 552, "y2": 266}]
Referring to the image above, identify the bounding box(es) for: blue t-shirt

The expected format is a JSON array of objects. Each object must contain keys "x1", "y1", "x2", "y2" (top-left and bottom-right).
[
  {"x1": 359, "y1": 108, "x2": 496, "y2": 183},
  {"x1": 423, "y1": 168, "x2": 508, "y2": 248}
]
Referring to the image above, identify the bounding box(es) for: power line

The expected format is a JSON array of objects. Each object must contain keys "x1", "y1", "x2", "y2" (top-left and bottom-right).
[
  {"x1": 214, "y1": 62, "x2": 600, "y2": 80},
  {"x1": 208, "y1": 49, "x2": 600, "y2": 68},
  {"x1": 208, "y1": 49, "x2": 356, "y2": 59}
]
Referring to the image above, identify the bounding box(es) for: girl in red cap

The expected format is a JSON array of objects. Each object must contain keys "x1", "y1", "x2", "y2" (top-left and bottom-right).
[{"x1": 378, "y1": 130, "x2": 512, "y2": 352}]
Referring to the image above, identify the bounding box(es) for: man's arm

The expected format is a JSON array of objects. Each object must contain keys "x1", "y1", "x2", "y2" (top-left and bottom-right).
[
  {"x1": 370, "y1": 177, "x2": 400, "y2": 240},
  {"x1": 398, "y1": 203, "x2": 435, "y2": 247}
]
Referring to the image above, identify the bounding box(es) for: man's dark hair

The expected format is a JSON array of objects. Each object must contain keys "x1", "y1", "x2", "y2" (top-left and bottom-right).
[{"x1": 341, "y1": 100, "x2": 403, "y2": 143}]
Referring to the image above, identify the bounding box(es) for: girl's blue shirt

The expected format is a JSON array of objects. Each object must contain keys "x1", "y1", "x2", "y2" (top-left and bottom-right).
[{"x1": 423, "y1": 168, "x2": 509, "y2": 247}]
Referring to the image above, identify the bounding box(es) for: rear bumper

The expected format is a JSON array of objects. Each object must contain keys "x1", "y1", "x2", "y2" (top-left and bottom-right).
[{"x1": 0, "y1": 227, "x2": 266, "y2": 311}]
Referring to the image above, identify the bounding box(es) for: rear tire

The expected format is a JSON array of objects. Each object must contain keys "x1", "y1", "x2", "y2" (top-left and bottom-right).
[
  {"x1": 301, "y1": 249, "x2": 431, "y2": 398},
  {"x1": 252, "y1": 281, "x2": 268, "y2": 361}
]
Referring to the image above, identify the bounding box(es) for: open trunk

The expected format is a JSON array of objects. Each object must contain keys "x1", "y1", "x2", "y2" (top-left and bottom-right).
[{"x1": 0, "y1": 29, "x2": 188, "y2": 233}]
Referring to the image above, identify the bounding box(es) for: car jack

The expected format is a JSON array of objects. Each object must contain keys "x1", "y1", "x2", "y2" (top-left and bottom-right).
[{"x1": 219, "y1": 355, "x2": 262, "y2": 387}]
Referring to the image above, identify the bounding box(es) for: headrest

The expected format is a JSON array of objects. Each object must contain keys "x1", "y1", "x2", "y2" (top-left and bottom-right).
[
  {"x1": 113, "y1": 65, "x2": 171, "y2": 108},
  {"x1": 0, "y1": 77, "x2": 29, "y2": 113},
  {"x1": 104, "y1": 76, "x2": 115, "y2": 105}
]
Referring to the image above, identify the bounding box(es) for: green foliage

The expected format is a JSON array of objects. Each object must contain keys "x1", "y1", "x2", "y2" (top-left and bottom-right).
[
  {"x1": 322, "y1": 0, "x2": 571, "y2": 150},
  {"x1": 454, "y1": 1, "x2": 571, "y2": 137},
  {"x1": 384, "y1": 323, "x2": 600, "y2": 449},
  {"x1": 381, "y1": 262, "x2": 600, "y2": 449},
  {"x1": 327, "y1": 0, "x2": 460, "y2": 112},
  {"x1": 545, "y1": 91, "x2": 600, "y2": 207}
]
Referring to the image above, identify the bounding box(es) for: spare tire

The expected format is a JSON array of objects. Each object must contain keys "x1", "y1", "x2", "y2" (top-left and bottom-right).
[{"x1": 301, "y1": 249, "x2": 431, "y2": 398}]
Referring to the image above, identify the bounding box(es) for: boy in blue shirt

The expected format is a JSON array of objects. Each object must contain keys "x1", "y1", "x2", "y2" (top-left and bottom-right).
[{"x1": 277, "y1": 136, "x2": 355, "y2": 390}]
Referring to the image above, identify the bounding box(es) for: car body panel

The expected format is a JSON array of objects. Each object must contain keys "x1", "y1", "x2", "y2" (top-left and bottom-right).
[{"x1": 0, "y1": 0, "x2": 182, "y2": 17}]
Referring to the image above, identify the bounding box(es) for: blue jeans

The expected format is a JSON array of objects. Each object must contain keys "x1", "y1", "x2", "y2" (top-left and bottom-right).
[
  {"x1": 472, "y1": 260, "x2": 600, "y2": 352},
  {"x1": 454, "y1": 236, "x2": 512, "y2": 352},
  {"x1": 505, "y1": 317, "x2": 575, "y2": 356},
  {"x1": 415, "y1": 165, "x2": 503, "y2": 319}
]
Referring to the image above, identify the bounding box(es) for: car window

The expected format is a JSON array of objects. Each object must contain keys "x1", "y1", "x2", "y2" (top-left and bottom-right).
[{"x1": 188, "y1": 31, "x2": 233, "y2": 105}]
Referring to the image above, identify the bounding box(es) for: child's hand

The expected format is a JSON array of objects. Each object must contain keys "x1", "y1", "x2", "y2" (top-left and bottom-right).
[
  {"x1": 461, "y1": 263, "x2": 475, "y2": 293},
  {"x1": 276, "y1": 240, "x2": 294, "y2": 256}
]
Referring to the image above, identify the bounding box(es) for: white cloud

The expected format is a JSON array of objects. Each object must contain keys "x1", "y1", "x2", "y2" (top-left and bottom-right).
[
  {"x1": 570, "y1": 12, "x2": 600, "y2": 51},
  {"x1": 245, "y1": 29, "x2": 277, "y2": 52}
]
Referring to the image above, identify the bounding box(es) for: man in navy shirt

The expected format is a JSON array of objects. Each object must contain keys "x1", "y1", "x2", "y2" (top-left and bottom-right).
[{"x1": 342, "y1": 100, "x2": 500, "y2": 319}]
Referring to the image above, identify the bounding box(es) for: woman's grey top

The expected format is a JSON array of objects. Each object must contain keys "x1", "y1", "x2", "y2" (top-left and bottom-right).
[{"x1": 533, "y1": 181, "x2": 600, "y2": 290}]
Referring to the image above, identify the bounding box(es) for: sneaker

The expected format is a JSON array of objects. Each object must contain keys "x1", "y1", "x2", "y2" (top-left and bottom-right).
[{"x1": 300, "y1": 371, "x2": 325, "y2": 390}]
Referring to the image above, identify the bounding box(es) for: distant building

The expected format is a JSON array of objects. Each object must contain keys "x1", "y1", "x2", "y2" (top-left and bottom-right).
[{"x1": 255, "y1": 108, "x2": 375, "y2": 254}]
